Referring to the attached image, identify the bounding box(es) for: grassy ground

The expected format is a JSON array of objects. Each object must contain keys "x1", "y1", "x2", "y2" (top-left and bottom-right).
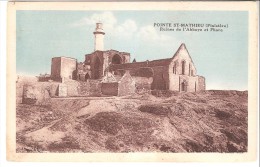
[{"x1": 16, "y1": 90, "x2": 248, "y2": 153}]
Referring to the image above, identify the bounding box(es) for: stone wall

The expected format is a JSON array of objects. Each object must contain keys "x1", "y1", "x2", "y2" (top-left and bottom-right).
[
  {"x1": 85, "y1": 50, "x2": 131, "y2": 80},
  {"x1": 51, "y1": 57, "x2": 77, "y2": 81},
  {"x1": 103, "y1": 50, "x2": 131, "y2": 65},
  {"x1": 77, "y1": 62, "x2": 91, "y2": 81},
  {"x1": 17, "y1": 78, "x2": 60, "y2": 104},
  {"x1": 129, "y1": 67, "x2": 154, "y2": 78},
  {"x1": 170, "y1": 44, "x2": 197, "y2": 76},
  {"x1": 179, "y1": 75, "x2": 198, "y2": 92},
  {"x1": 101, "y1": 82, "x2": 118, "y2": 96},
  {"x1": 51, "y1": 57, "x2": 61, "y2": 81},
  {"x1": 78, "y1": 81, "x2": 90, "y2": 96},
  {"x1": 47, "y1": 83, "x2": 60, "y2": 97},
  {"x1": 110, "y1": 60, "x2": 169, "y2": 91},
  {"x1": 168, "y1": 74, "x2": 201, "y2": 92},
  {"x1": 112, "y1": 65, "x2": 168, "y2": 90},
  {"x1": 168, "y1": 74, "x2": 180, "y2": 91},
  {"x1": 20, "y1": 82, "x2": 59, "y2": 105},
  {"x1": 63, "y1": 79, "x2": 80, "y2": 96},
  {"x1": 22, "y1": 85, "x2": 51, "y2": 105},
  {"x1": 167, "y1": 44, "x2": 206, "y2": 92},
  {"x1": 85, "y1": 51, "x2": 104, "y2": 79},
  {"x1": 133, "y1": 76, "x2": 153, "y2": 92},
  {"x1": 198, "y1": 76, "x2": 206, "y2": 91},
  {"x1": 16, "y1": 76, "x2": 38, "y2": 103},
  {"x1": 100, "y1": 71, "x2": 135, "y2": 96},
  {"x1": 118, "y1": 72, "x2": 135, "y2": 96},
  {"x1": 189, "y1": 79, "x2": 198, "y2": 92},
  {"x1": 180, "y1": 75, "x2": 198, "y2": 92},
  {"x1": 57, "y1": 84, "x2": 68, "y2": 97},
  {"x1": 79, "y1": 80, "x2": 102, "y2": 96},
  {"x1": 151, "y1": 66, "x2": 168, "y2": 90},
  {"x1": 60, "y1": 57, "x2": 77, "y2": 80}
]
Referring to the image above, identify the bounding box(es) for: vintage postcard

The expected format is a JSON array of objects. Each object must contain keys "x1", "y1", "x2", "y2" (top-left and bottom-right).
[{"x1": 7, "y1": 1, "x2": 258, "y2": 162}]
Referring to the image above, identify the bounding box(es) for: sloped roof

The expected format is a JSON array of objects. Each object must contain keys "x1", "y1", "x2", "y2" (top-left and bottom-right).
[
  {"x1": 172, "y1": 43, "x2": 196, "y2": 71},
  {"x1": 172, "y1": 43, "x2": 185, "y2": 59},
  {"x1": 110, "y1": 58, "x2": 172, "y2": 70},
  {"x1": 110, "y1": 43, "x2": 197, "y2": 71}
]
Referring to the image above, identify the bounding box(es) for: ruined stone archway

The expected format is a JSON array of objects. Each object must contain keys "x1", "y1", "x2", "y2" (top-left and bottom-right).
[{"x1": 112, "y1": 54, "x2": 122, "y2": 64}]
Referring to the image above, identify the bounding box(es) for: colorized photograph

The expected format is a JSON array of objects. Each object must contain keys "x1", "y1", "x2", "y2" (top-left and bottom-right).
[{"x1": 15, "y1": 10, "x2": 249, "y2": 153}]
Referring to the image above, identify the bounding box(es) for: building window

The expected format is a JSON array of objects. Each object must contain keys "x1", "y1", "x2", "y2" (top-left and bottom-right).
[
  {"x1": 189, "y1": 64, "x2": 191, "y2": 76},
  {"x1": 173, "y1": 62, "x2": 177, "y2": 74},
  {"x1": 191, "y1": 70, "x2": 194, "y2": 76},
  {"x1": 181, "y1": 60, "x2": 185, "y2": 75}
]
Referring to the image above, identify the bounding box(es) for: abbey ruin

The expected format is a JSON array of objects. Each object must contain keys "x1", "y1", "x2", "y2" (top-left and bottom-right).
[{"x1": 48, "y1": 23, "x2": 205, "y2": 97}]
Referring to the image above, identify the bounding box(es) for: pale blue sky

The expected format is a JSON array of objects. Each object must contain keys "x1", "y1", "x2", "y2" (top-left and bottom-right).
[{"x1": 17, "y1": 11, "x2": 248, "y2": 90}]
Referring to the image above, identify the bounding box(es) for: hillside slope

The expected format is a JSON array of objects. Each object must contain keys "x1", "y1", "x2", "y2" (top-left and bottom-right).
[{"x1": 16, "y1": 90, "x2": 248, "y2": 153}]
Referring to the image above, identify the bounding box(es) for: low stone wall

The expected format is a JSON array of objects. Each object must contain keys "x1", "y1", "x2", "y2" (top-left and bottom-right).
[
  {"x1": 63, "y1": 79, "x2": 80, "y2": 96},
  {"x1": 17, "y1": 77, "x2": 60, "y2": 104},
  {"x1": 198, "y1": 76, "x2": 206, "y2": 91},
  {"x1": 151, "y1": 90, "x2": 179, "y2": 97},
  {"x1": 118, "y1": 73, "x2": 136, "y2": 96},
  {"x1": 133, "y1": 76, "x2": 153, "y2": 92},
  {"x1": 78, "y1": 81, "x2": 91, "y2": 96},
  {"x1": 78, "y1": 80, "x2": 102, "y2": 96},
  {"x1": 22, "y1": 84, "x2": 51, "y2": 105},
  {"x1": 101, "y1": 82, "x2": 118, "y2": 96}
]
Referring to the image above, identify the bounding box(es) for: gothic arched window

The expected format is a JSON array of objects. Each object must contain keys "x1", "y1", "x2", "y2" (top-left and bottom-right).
[
  {"x1": 173, "y1": 62, "x2": 176, "y2": 74},
  {"x1": 181, "y1": 60, "x2": 186, "y2": 75}
]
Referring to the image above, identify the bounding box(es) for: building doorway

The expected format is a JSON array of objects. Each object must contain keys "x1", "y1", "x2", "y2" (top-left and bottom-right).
[{"x1": 181, "y1": 81, "x2": 187, "y2": 92}]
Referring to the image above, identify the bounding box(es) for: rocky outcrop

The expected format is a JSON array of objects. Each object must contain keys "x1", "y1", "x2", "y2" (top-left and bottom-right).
[
  {"x1": 17, "y1": 90, "x2": 248, "y2": 153},
  {"x1": 22, "y1": 85, "x2": 51, "y2": 105}
]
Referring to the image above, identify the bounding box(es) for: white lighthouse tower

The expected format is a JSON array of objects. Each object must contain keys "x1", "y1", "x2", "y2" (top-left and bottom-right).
[{"x1": 93, "y1": 23, "x2": 105, "y2": 51}]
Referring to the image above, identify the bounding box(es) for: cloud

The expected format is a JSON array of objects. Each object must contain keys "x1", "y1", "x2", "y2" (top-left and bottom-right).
[
  {"x1": 114, "y1": 19, "x2": 138, "y2": 39},
  {"x1": 137, "y1": 25, "x2": 173, "y2": 42},
  {"x1": 71, "y1": 11, "x2": 117, "y2": 29},
  {"x1": 71, "y1": 11, "x2": 177, "y2": 48}
]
